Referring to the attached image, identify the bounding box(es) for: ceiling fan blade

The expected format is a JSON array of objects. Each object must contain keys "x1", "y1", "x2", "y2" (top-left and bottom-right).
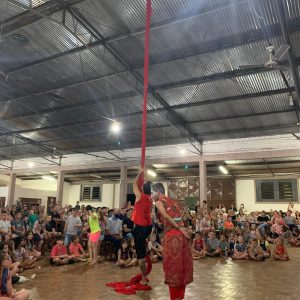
[
  {"x1": 272, "y1": 44, "x2": 290, "y2": 61},
  {"x1": 238, "y1": 64, "x2": 265, "y2": 70}
]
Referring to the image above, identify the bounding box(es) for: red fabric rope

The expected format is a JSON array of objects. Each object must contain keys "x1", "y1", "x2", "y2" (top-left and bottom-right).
[{"x1": 140, "y1": 0, "x2": 152, "y2": 185}]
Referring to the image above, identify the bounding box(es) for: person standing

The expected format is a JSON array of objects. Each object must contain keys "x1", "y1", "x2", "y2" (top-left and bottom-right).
[
  {"x1": 152, "y1": 182, "x2": 193, "y2": 300},
  {"x1": 63, "y1": 209, "x2": 82, "y2": 247},
  {"x1": 131, "y1": 168, "x2": 153, "y2": 289},
  {"x1": 86, "y1": 205, "x2": 101, "y2": 266}
]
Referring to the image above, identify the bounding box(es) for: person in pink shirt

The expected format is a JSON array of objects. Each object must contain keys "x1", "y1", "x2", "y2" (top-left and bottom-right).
[
  {"x1": 50, "y1": 237, "x2": 70, "y2": 265},
  {"x1": 69, "y1": 235, "x2": 88, "y2": 262}
]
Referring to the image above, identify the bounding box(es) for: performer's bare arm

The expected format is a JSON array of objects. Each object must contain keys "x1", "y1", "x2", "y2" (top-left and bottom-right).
[
  {"x1": 155, "y1": 201, "x2": 179, "y2": 230},
  {"x1": 133, "y1": 168, "x2": 143, "y2": 202}
]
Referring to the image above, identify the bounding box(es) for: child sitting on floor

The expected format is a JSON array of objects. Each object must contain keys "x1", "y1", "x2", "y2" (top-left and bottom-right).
[
  {"x1": 192, "y1": 232, "x2": 205, "y2": 259},
  {"x1": 219, "y1": 234, "x2": 228, "y2": 256},
  {"x1": 257, "y1": 234, "x2": 270, "y2": 258},
  {"x1": 69, "y1": 235, "x2": 88, "y2": 262},
  {"x1": 224, "y1": 216, "x2": 234, "y2": 233},
  {"x1": 148, "y1": 233, "x2": 163, "y2": 262},
  {"x1": 0, "y1": 251, "x2": 30, "y2": 300},
  {"x1": 249, "y1": 223, "x2": 257, "y2": 240},
  {"x1": 248, "y1": 239, "x2": 265, "y2": 261},
  {"x1": 12, "y1": 237, "x2": 36, "y2": 270},
  {"x1": 289, "y1": 228, "x2": 300, "y2": 246},
  {"x1": 0, "y1": 243, "x2": 20, "y2": 277},
  {"x1": 233, "y1": 235, "x2": 248, "y2": 260},
  {"x1": 50, "y1": 236, "x2": 70, "y2": 265},
  {"x1": 229, "y1": 233, "x2": 238, "y2": 256},
  {"x1": 25, "y1": 231, "x2": 41, "y2": 260},
  {"x1": 127, "y1": 238, "x2": 137, "y2": 266},
  {"x1": 116, "y1": 239, "x2": 135, "y2": 268},
  {"x1": 273, "y1": 237, "x2": 289, "y2": 261},
  {"x1": 217, "y1": 214, "x2": 224, "y2": 232}
]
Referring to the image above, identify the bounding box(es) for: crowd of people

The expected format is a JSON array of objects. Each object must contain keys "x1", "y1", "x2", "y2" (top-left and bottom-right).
[
  {"x1": 0, "y1": 197, "x2": 298, "y2": 299},
  {"x1": 189, "y1": 202, "x2": 298, "y2": 261}
]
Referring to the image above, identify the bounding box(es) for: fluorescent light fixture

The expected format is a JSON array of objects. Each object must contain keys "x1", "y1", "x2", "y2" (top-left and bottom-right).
[
  {"x1": 180, "y1": 149, "x2": 186, "y2": 155},
  {"x1": 289, "y1": 94, "x2": 294, "y2": 106},
  {"x1": 28, "y1": 162, "x2": 34, "y2": 168},
  {"x1": 147, "y1": 169, "x2": 157, "y2": 177},
  {"x1": 219, "y1": 165, "x2": 228, "y2": 175},
  {"x1": 110, "y1": 121, "x2": 121, "y2": 134},
  {"x1": 42, "y1": 175, "x2": 56, "y2": 181}
]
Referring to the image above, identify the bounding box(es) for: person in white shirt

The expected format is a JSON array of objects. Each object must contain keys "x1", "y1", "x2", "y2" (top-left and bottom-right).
[
  {"x1": 0, "y1": 213, "x2": 12, "y2": 236},
  {"x1": 287, "y1": 203, "x2": 297, "y2": 217},
  {"x1": 63, "y1": 209, "x2": 82, "y2": 246}
]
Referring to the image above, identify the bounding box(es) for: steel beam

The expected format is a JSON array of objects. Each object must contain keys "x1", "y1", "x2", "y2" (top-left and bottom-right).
[
  {"x1": 0, "y1": 89, "x2": 293, "y2": 147},
  {"x1": 2, "y1": 0, "x2": 88, "y2": 36},
  {"x1": 154, "y1": 60, "x2": 293, "y2": 91},
  {"x1": 1, "y1": 148, "x2": 300, "y2": 175},
  {"x1": 68, "y1": 6, "x2": 203, "y2": 153},
  {"x1": 0, "y1": 86, "x2": 294, "y2": 129},
  {"x1": 4, "y1": 0, "x2": 250, "y2": 75},
  {"x1": 23, "y1": 123, "x2": 296, "y2": 154},
  {"x1": 7, "y1": 108, "x2": 294, "y2": 145},
  {"x1": 275, "y1": 0, "x2": 300, "y2": 110},
  {"x1": 4, "y1": 50, "x2": 299, "y2": 111}
]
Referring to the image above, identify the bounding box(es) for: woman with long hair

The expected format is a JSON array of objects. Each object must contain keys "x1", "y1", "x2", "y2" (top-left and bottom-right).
[
  {"x1": 0, "y1": 251, "x2": 30, "y2": 300},
  {"x1": 86, "y1": 206, "x2": 101, "y2": 266}
]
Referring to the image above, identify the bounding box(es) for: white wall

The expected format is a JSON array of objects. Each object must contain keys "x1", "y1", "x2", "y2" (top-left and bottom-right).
[
  {"x1": 236, "y1": 178, "x2": 300, "y2": 212},
  {"x1": 113, "y1": 183, "x2": 120, "y2": 208},
  {"x1": 20, "y1": 179, "x2": 57, "y2": 191},
  {"x1": 66, "y1": 183, "x2": 119, "y2": 208},
  {"x1": 14, "y1": 186, "x2": 56, "y2": 207},
  {"x1": 0, "y1": 187, "x2": 8, "y2": 199},
  {"x1": 0, "y1": 177, "x2": 128, "y2": 209}
]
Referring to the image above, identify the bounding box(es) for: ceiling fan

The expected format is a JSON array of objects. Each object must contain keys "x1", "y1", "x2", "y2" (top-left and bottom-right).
[
  {"x1": 51, "y1": 147, "x2": 67, "y2": 160},
  {"x1": 239, "y1": 44, "x2": 290, "y2": 71}
]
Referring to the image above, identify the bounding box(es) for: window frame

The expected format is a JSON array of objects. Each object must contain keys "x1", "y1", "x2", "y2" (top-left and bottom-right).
[
  {"x1": 80, "y1": 184, "x2": 102, "y2": 202},
  {"x1": 255, "y1": 179, "x2": 298, "y2": 203}
]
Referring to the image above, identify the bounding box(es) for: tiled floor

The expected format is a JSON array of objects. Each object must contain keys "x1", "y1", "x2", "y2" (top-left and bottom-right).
[{"x1": 23, "y1": 246, "x2": 300, "y2": 300}]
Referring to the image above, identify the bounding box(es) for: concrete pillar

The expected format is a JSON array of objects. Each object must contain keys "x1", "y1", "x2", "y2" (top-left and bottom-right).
[
  {"x1": 119, "y1": 165, "x2": 128, "y2": 208},
  {"x1": 7, "y1": 173, "x2": 16, "y2": 207},
  {"x1": 199, "y1": 161, "x2": 207, "y2": 203},
  {"x1": 56, "y1": 170, "x2": 64, "y2": 206}
]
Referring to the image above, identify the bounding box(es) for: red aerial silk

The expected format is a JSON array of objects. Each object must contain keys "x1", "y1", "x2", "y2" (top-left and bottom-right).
[
  {"x1": 139, "y1": 0, "x2": 152, "y2": 188},
  {"x1": 105, "y1": 256, "x2": 152, "y2": 295},
  {"x1": 106, "y1": 2, "x2": 153, "y2": 294}
]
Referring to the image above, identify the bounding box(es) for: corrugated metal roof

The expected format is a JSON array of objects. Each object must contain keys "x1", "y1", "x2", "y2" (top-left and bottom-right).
[
  {"x1": 0, "y1": 0, "x2": 299, "y2": 160},
  {"x1": 174, "y1": 92, "x2": 293, "y2": 122},
  {"x1": 1, "y1": 16, "x2": 83, "y2": 71},
  {"x1": 1, "y1": 1, "x2": 27, "y2": 21},
  {"x1": 158, "y1": 69, "x2": 291, "y2": 106}
]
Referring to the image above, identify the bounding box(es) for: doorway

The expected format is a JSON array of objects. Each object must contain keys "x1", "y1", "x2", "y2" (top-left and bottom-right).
[
  {"x1": 47, "y1": 197, "x2": 57, "y2": 213},
  {"x1": 0, "y1": 197, "x2": 6, "y2": 208}
]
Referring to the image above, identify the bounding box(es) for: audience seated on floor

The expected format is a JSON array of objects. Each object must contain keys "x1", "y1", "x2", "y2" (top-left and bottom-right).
[{"x1": 0, "y1": 199, "x2": 297, "y2": 299}]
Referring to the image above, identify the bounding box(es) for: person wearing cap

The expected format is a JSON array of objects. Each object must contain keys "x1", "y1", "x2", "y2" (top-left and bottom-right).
[
  {"x1": 86, "y1": 205, "x2": 100, "y2": 266},
  {"x1": 131, "y1": 168, "x2": 153, "y2": 289}
]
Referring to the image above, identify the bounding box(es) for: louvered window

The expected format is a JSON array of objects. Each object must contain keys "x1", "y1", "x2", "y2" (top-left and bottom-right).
[
  {"x1": 81, "y1": 185, "x2": 101, "y2": 201},
  {"x1": 256, "y1": 179, "x2": 297, "y2": 202}
]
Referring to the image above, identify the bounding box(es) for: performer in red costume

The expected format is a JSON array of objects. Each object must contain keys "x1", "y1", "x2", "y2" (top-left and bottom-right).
[
  {"x1": 152, "y1": 182, "x2": 193, "y2": 300},
  {"x1": 131, "y1": 168, "x2": 153, "y2": 289}
]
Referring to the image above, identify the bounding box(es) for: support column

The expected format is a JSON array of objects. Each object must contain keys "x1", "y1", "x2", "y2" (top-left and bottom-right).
[
  {"x1": 56, "y1": 170, "x2": 64, "y2": 206},
  {"x1": 7, "y1": 173, "x2": 16, "y2": 207},
  {"x1": 199, "y1": 161, "x2": 207, "y2": 203},
  {"x1": 119, "y1": 165, "x2": 128, "y2": 209}
]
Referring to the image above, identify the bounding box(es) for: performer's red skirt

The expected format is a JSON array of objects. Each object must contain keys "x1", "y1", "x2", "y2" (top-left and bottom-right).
[{"x1": 163, "y1": 229, "x2": 193, "y2": 299}]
